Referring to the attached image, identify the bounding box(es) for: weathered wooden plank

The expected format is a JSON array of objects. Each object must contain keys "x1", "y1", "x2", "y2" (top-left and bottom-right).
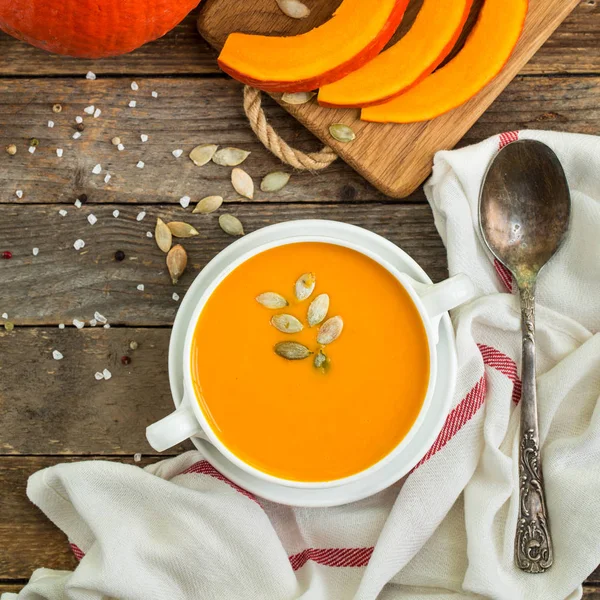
[
  {"x1": 0, "y1": 456, "x2": 167, "y2": 579},
  {"x1": 0, "y1": 203, "x2": 446, "y2": 326},
  {"x1": 0, "y1": 77, "x2": 389, "y2": 205},
  {"x1": 0, "y1": 2, "x2": 598, "y2": 77},
  {"x1": 0, "y1": 328, "x2": 191, "y2": 455},
  {"x1": 1, "y1": 76, "x2": 598, "y2": 205}
]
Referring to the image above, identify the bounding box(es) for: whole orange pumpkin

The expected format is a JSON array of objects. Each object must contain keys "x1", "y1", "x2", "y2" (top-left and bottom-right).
[{"x1": 0, "y1": 0, "x2": 200, "y2": 58}]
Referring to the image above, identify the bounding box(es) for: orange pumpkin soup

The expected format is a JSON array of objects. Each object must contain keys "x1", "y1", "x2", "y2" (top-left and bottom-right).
[{"x1": 191, "y1": 242, "x2": 429, "y2": 482}]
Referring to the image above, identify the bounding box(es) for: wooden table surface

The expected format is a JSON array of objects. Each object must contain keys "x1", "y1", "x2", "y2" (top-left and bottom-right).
[{"x1": 0, "y1": 3, "x2": 599, "y2": 595}]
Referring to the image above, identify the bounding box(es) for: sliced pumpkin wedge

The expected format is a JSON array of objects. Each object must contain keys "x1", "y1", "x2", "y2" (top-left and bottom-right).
[
  {"x1": 361, "y1": 0, "x2": 528, "y2": 123},
  {"x1": 218, "y1": 0, "x2": 410, "y2": 93},
  {"x1": 318, "y1": 0, "x2": 473, "y2": 108}
]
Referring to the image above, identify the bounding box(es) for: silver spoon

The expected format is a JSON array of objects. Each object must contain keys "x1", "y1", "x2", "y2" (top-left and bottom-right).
[{"x1": 479, "y1": 139, "x2": 571, "y2": 573}]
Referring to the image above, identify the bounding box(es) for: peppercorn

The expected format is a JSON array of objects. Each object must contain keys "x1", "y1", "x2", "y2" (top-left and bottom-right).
[
  {"x1": 2, "y1": 251, "x2": 12, "y2": 259},
  {"x1": 29, "y1": 138, "x2": 40, "y2": 147},
  {"x1": 78, "y1": 194, "x2": 88, "y2": 203},
  {"x1": 121, "y1": 355, "x2": 131, "y2": 365},
  {"x1": 52, "y1": 104, "x2": 62, "y2": 113},
  {"x1": 114, "y1": 250, "x2": 125, "y2": 262},
  {"x1": 76, "y1": 123, "x2": 85, "y2": 132},
  {"x1": 6, "y1": 144, "x2": 17, "y2": 156}
]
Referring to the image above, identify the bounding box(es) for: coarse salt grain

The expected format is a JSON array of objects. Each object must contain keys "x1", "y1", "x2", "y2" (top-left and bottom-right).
[
  {"x1": 16, "y1": 190, "x2": 23, "y2": 199},
  {"x1": 73, "y1": 132, "x2": 81, "y2": 140},
  {"x1": 1, "y1": 313, "x2": 8, "y2": 319},
  {"x1": 89, "y1": 319, "x2": 97, "y2": 327},
  {"x1": 32, "y1": 247, "x2": 39, "y2": 256},
  {"x1": 140, "y1": 134, "x2": 148, "y2": 143},
  {"x1": 74, "y1": 199, "x2": 82, "y2": 208},
  {"x1": 87, "y1": 214, "x2": 97, "y2": 225},
  {"x1": 84, "y1": 105, "x2": 95, "y2": 115},
  {"x1": 73, "y1": 239, "x2": 85, "y2": 250},
  {"x1": 73, "y1": 318, "x2": 85, "y2": 329},
  {"x1": 94, "y1": 311, "x2": 107, "y2": 324},
  {"x1": 56, "y1": 148, "x2": 63, "y2": 158},
  {"x1": 48, "y1": 120, "x2": 54, "y2": 128},
  {"x1": 113, "y1": 209, "x2": 120, "y2": 218},
  {"x1": 28, "y1": 146, "x2": 36, "y2": 154},
  {"x1": 117, "y1": 144, "x2": 125, "y2": 152},
  {"x1": 146, "y1": 231, "x2": 153, "y2": 238},
  {"x1": 136, "y1": 160, "x2": 145, "y2": 169},
  {"x1": 75, "y1": 116, "x2": 83, "y2": 124},
  {"x1": 58, "y1": 324, "x2": 65, "y2": 329},
  {"x1": 172, "y1": 149, "x2": 183, "y2": 158},
  {"x1": 129, "y1": 100, "x2": 137, "y2": 108},
  {"x1": 172, "y1": 293, "x2": 180, "y2": 301},
  {"x1": 94, "y1": 371, "x2": 104, "y2": 380},
  {"x1": 52, "y1": 350, "x2": 63, "y2": 360},
  {"x1": 103, "y1": 368, "x2": 112, "y2": 380},
  {"x1": 131, "y1": 81, "x2": 139, "y2": 91},
  {"x1": 134, "y1": 453, "x2": 142, "y2": 462},
  {"x1": 92, "y1": 164, "x2": 102, "y2": 175},
  {"x1": 104, "y1": 173, "x2": 111, "y2": 184},
  {"x1": 137, "y1": 284, "x2": 144, "y2": 291},
  {"x1": 179, "y1": 195, "x2": 190, "y2": 208},
  {"x1": 94, "y1": 108, "x2": 101, "y2": 119},
  {"x1": 136, "y1": 211, "x2": 146, "y2": 221},
  {"x1": 151, "y1": 91, "x2": 158, "y2": 98},
  {"x1": 86, "y1": 71, "x2": 96, "y2": 80},
  {"x1": 103, "y1": 323, "x2": 110, "y2": 329},
  {"x1": 59, "y1": 209, "x2": 68, "y2": 217}
]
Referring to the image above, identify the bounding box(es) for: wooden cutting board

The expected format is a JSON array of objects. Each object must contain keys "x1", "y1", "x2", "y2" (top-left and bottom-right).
[{"x1": 198, "y1": 0, "x2": 579, "y2": 198}]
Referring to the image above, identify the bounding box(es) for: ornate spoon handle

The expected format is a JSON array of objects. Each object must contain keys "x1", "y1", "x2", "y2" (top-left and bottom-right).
[{"x1": 515, "y1": 283, "x2": 553, "y2": 573}]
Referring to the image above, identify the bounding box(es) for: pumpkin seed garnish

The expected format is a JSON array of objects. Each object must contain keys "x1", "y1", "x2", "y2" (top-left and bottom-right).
[
  {"x1": 281, "y1": 92, "x2": 315, "y2": 105},
  {"x1": 307, "y1": 293, "x2": 329, "y2": 327},
  {"x1": 155, "y1": 218, "x2": 172, "y2": 253},
  {"x1": 295, "y1": 272, "x2": 316, "y2": 301},
  {"x1": 189, "y1": 144, "x2": 218, "y2": 166},
  {"x1": 314, "y1": 349, "x2": 329, "y2": 370},
  {"x1": 274, "y1": 341, "x2": 312, "y2": 360},
  {"x1": 212, "y1": 147, "x2": 250, "y2": 167},
  {"x1": 276, "y1": 0, "x2": 310, "y2": 19},
  {"x1": 167, "y1": 244, "x2": 187, "y2": 284},
  {"x1": 261, "y1": 171, "x2": 290, "y2": 193},
  {"x1": 231, "y1": 167, "x2": 254, "y2": 199},
  {"x1": 256, "y1": 292, "x2": 288, "y2": 309},
  {"x1": 219, "y1": 214, "x2": 245, "y2": 236},
  {"x1": 271, "y1": 313, "x2": 303, "y2": 333},
  {"x1": 317, "y1": 316, "x2": 343, "y2": 345},
  {"x1": 193, "y1": 195, "x2": 224, "y2": 214},
  {"x1": 167, "y1": 222, "x2": 199, "y2": 238},
  {"x1": 329, "y1": 123, "x2": 356, "y2": 143}
]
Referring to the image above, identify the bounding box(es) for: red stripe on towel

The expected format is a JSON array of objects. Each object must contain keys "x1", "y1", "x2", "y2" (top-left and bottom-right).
[
  {"x1": 289, "y1": 546, "x2": 374, "y2": 570},
  {"x1": 499, "y1": 130, "x2": 519, "y2": 149}
]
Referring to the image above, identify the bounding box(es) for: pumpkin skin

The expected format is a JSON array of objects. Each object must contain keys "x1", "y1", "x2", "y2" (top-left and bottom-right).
[{"x1": 0, "y1": 0, "x2": 200, "y2": 58}]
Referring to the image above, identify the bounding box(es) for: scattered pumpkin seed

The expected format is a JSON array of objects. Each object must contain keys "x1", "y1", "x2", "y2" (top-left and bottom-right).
[
  {"x1": 231, "y1": 167, "x2": 254, "y2": 199},
  {"x1": 281, "y1": 91, "x2": 315, "y2": 105},
  {"x1": 212, "y1": 147, "x2": 250, "y2": 167},
  {"x1": 219, "y1": 214, "x2": 245, "y2": 236},
  {"x1": 167, "y1": 244, "x2": 187, "y2": 284},
  {"x1": 295, "y1": 272, "x2": 316, "y2": 301},
  {"x1": 167, "y1": 222, "x2": 199, "y2": 238},
  {"x1": 256, "y1": 292, "x2": 288, "y2": 309},
  {"x1": 5, "y1": 144, "x2": 17, "y2": 156},
  {"x1": 261, "y1": 171, "x2": 290, "y2": 192},
  {"x1": 193, "y1": 195, "x2": 224, "y2": 214},
  {"x1": 317, "y1": 316, "x2": 344, "y2": 345},
  {"x1": 276, "y1": 0, "x2": 310, "y2": 19},
  {"x1": 274, "y1": 341, "x2": 312, "y2": 360},
  {"x1": 329, "y1": 123, "x2": 356, "y2": 143},
  {"x1": 189, "y1": 144, "x2": 218, "y2": 166},
  {"x1": 30, "y1": 138, "x2": 40, "y2": 147},
  {"x1": 314, "y1": 349, "x2": 329, "y2": 370},
  {"x1": 307, "y1": 293, "x2": 329, "y2": 327},
  {"x1": 271, "y1": 313, "x2": 303, "y2": 333},
  {"x1": 155, "y1": 218, "x2": 172, "y2": 253}
]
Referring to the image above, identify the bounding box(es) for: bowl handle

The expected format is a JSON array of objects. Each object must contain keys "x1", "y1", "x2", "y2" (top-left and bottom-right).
[
  {"x1": 402, "y1": 273, "x2": 476, "y2": 344},
  {"x1": 146, "y1": 392, "x2": 204, "y2": 452}
]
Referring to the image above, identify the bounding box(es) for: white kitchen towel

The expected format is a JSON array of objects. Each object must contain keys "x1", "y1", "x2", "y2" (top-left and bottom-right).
[{"x1": 5, "y1": 130, "x2": 600, "y2": 600}]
